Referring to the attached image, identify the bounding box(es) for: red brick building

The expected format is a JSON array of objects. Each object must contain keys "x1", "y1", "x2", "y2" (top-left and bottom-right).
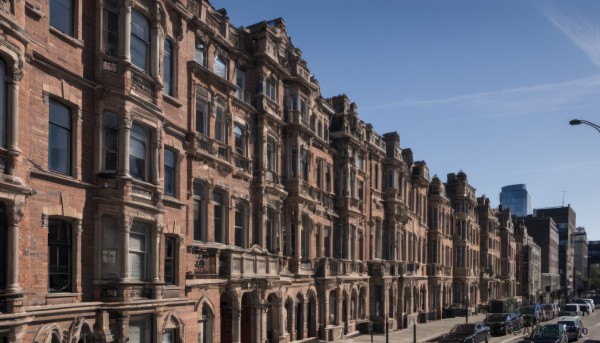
[{"x1": 0, "y1": 1, "x2": 528, "y2": 342}]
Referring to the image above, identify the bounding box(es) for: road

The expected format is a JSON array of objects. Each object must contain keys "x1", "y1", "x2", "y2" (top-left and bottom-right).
[{"x1": 490, "y1": 309, "x2": 600, "y2": 343}]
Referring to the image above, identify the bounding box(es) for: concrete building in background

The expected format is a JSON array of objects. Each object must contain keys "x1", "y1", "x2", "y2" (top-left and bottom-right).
[
  {"x1": 573, "y1": 227, "x2": 588, "y2": 296},
  {"x1": 534, "y1": 206, "x2": 577, "y2": 301},
  {"x1": 499, "y1": 184, "x2": 531, "y2": 217},
  {"x1": 590, "y1": 240, "x2": 600, "y2": 273},
  {"x1": 522, "y1": 215, "x2": 561, "y2": 302}
]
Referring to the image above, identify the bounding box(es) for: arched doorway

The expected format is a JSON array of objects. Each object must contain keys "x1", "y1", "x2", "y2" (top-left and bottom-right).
[
  {"x1": 307, "y1": 291, "x2": 317, "y2": 338},
  {"x1": 78, "y1": 323, "x2": 93, "y2": 343},
  {"x1": 220, "y1": 293, "x2": 234, "y2": 343},
  {"x1": 358, "y1": 288, "x2": 366, "y2": 319},
  {"x1": 296, "y1": 293, "x2": 304, "y2": 340},
  {"x1": 285, "y1": 297, "x2": 294, "y2": 337},
  {"x1": 241, "y1": 292, "x2": 256, "y2": 343},
  {"x1": 266, "y1": 293, "x2": 280, "y2": 343}
]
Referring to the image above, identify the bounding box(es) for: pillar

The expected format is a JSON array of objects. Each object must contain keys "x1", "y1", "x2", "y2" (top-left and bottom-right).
[
  {"x1": 5, "y1": 205, "x2": 23, "y2": 292},
  {"x1": 151, "y1": 21, "x2": 160, "y2": 79},
  {"x1": 152, "y1": 222, "x2": 161, "y2": 283},
  {"x1": 119, "y1": 112, "x2": 132, "y2": 177},
  {"x1": 152, "y1": 134, "x2": 160, "y2": 185},
  {"x1": 121, "y1": 217, "x2": 132, "y2": 280},
  {"x1": 73, "y1": 219, "x2": 83, "y2": 293},
  {"x1": 7, "y1": 74, "x2": 21, "y2": 157}
]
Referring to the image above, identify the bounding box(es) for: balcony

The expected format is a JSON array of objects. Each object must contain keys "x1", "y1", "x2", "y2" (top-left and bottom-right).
[
  {"x1": 400, "y1": 262, "x2": 422, "y2": 276},
  {"x1": 130, "y1": 68, "x2": 156, "y2": 103},
  {"x1": 233, "y1": 154, "x2": 252, "y2": 175},
  {"x1": 194, "y1": 133, "x2": 232, "y2": 165},
  {"x1": 314, "y1": 258, "x2": 366, "y2": 277},
  {"x1": 285, "y1": 110, "x2": 312, "y2": 132},
  {"x1": 218, "y1": 249, "x2": 280, "y2": 279},
  {"x1": 288, "y1": 257, "x2": 314, "y2": 275},
  {"x1": 427, "y1": 264, "x2": 453, "y2": 277},
  {"x1": 254, "y1": 94, "x2": 281, "y2": 118}
]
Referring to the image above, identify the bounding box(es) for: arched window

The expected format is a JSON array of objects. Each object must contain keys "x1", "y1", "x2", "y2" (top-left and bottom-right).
[
  {"x1": 129, "y1": 123, "x2": 148, "y2": 181},
  {"x1": 199, "y1": 304, "x2": 214, "y2": 343},
  {"x1": 164, "y1": 39, "x2": 174, "y2": 96},
  {"x1": 131, "y1": 10, "x2": 150, "y2": 72}
]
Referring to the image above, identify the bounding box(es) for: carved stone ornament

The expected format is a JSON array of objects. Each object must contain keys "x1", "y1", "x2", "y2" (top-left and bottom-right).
[
  {"x1": 11, "y1": 68, "x2": 23, "y2": 82},
  {"x1": 12, "y1": 206, "x2": 24, "y2": 226}
]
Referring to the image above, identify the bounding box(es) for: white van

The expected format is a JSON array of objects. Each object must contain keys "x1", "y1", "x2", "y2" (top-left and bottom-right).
[{"x1": 559, "y1": 303, "x2": 582, "y2": 317}]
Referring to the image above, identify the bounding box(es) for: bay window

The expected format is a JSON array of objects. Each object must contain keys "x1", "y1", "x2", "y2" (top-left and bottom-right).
[
  {"x1": 129, "y1": 221, "x2": 149, "y2": 280},
  {"x1": 129, "y1": 123, "x2": 148, "y2": 181},
  {"x1": 103, "y1": 111, "x2": 119, "y2": 172}
]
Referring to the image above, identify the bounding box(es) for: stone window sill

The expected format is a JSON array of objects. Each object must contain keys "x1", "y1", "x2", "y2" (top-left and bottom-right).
[{"x1": 50, "y1": 26, "x2": 84, "y2": 49}]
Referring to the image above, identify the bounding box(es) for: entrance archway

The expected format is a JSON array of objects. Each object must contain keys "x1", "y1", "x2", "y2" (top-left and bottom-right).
[
  {"x1": 342, "y1": 291, "x2": 348, "y2": 334},
  {"x1": 266, "y1": 293, "x2": 280, "y2": 343},
  {"x1": 241, "y1": 292, "x2": 256, "y2": 343},
  {"x1": 296, "y1": 293, "x2": 304, "y2": 340},
  {"x1": 307, "y1": 291, "x2": 317, "y2": 337},
  {"x1": 220, "y1": 293, "x2": 234, "y2": 343}
]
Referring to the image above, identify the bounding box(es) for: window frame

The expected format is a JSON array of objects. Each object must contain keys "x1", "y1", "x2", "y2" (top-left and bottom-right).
[
  {"x1": 130, "y1": 10, "x2": 151, "y2": 73},
  {"x1": 129, "y1": 317, "x2": 152, "y2": 343},
  {"x1": 48, "y1": 218, "x2": 72, "y2": 293},
  {"x1": 163, "y1": 147, "x2": 177, "y2": 197},
  {"x1": 233, "y1": 123, "x2": 246, "y2": 156},
  {"x1": 234, "y1": 202, "x2": 248, "y2": 248},
  {"x1": 214, "y1": 54, "x2": 227, "y2": 79},
  {"x1": 48, "y1": 99, "x2": 72, "y2": 175},
  {"x1": 102, "y1": 111, "x2": 119, "y2": 173},
  {"x1": 103, "y1": 0, "x2": 119, "y2": 58},
  {"x1": 163, "y1": 38, "x2": 175, "y2": 96},
  {"x1": 50, "y1": 0, "x2": 75, "y2": 37},
  {"x1": 195, "y1": 37, "x2": 205, "y2": 67},
  {"x1": 193, "y1": 182, "x2": 207, "y2": 241},
  {"x1": 101, "y1": 216, "x2": 119, "y2": 280},
  {"x1": 129, "y1": 123, "x2": 148, "y2": 181},
  {"x1": 129, "y1": 221, "x2": 150, "y2": 281},
  {"x1": 213, "y1": 191, "x2": 226, "y2": 244},
  {"x1": 164, "y1": 236, "x2": 176, "y2": 285},
  {"x1": 195, "y1": 92, "x2": 210, "y2": 136},
  {"x1": 266, "y1": 77, "x2": 277, "y2": 102}
]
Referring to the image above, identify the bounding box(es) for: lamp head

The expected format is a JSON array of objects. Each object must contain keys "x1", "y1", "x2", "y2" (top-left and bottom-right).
[{"x1": 569, "y1": 119, "x2": 582, "y2": 126}]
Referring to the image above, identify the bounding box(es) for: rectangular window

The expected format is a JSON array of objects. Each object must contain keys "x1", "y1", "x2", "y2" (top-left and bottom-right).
[
  {"x1": 234, "y1": 202, "x2": 246, "y2": 248},
  {"x1": 267, "y1": 137, "x2": 277, "y2": 172},
  {"x1": 164, "y1": 237, "x2": 176, "y2": 285},
  {"x1": 129, "y1": 222, "x2": 149, "y2": 280},
  {"x1": 213, "y1": 192, "x2": 224, "y2": 244},
  {"x1": 48, "y1": 219, "x2": 72, "y2": 292},
  {"x1": 131, "y1": 10, "x2": 150, "y2": 72},
  {"x1": 164, "y1": 148, "x2": 176, "y2": 196},
  {"x1": 129, "y1": 123, "x2": 148, "y2": 181},
  {"x1": 193, "y1": 183, "x2": 205, "y2": 241},
  {"x1": 214, "y1": 106, "x2": 224, "y2": 142},
  {"x1": 101, "y1": 217, "x2": 119, "y2": 279},
  {"x1": 103, "y1": 0, "x2": 119, "y2": 57},
  {"x1": 235, "y1": 67, "x2": 245, "y2": 99},
  {"x1": 50, "y1": 0, "x2": 74, "y2": 36},
  {"x1": 195, "y1": 96, "x2": 210, "y2": 135},
  {"x1": 324, "y1": 227, "x2": 330, "y2": 258},
  {"x1": 266, "y1": 208, "x2": 277, "y2": 253},
  {"x1": 129, "y1": 318, "x2": 151, "y2": 343},
  {"x1": 195, "y1": 38, "x2": 205, "y2": 66},
  {"x1": 325, "y1": 165, "x2": 331, "y2": 192},
  {"x1": 49, "y1": 99, "x2": 72, "y2": 175},
  {"x1": 103, "y1": 111, "x2": 119, "y2": 172},
  {"x1": 214, "y1": 56, "x2": 227, "y2": 79},
  {"x1": 163, "y1": 39, "x2": 174, "y2": 96},
  {"x1": 234, "y1": 124, "x2": 245, "y2": 156}
]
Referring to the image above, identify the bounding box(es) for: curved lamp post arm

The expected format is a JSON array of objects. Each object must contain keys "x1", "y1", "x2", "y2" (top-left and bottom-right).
[{"x1": 569, "y1": 119, "x2": 600, "y2": 134}]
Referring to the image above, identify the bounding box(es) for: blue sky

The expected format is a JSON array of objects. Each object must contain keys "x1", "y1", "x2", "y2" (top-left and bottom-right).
[{"x1": 214, "y1": 0, "x2": 600, "y2": 239}]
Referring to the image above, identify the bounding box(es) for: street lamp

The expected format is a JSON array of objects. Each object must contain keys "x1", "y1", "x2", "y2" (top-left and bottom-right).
[{"x1": 569, "y1": 119, "x2": 600, "y2": 134}]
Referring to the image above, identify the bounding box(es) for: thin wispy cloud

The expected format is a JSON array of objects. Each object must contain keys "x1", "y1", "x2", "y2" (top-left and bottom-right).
[
  {"x1": 368, "y1": 76, "x2": 600, "y2": 117},
  {"x1": 541, "y1": 4, "x2": 600, "y2": 71}
]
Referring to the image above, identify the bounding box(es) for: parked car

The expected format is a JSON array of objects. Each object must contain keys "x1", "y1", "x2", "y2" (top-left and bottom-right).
[
  {"x1": 441, "y1": 322, "x2": 491, "y2": 343},
  {"x1": 519, "y1": 305, "x2": 543, "y2": 326},
  {"x1": 572, "y1": 301, "x2": 591, "y2": 316},
  {"x1": 483, "y1": 312, "x2": 522, "y2": 336},
  {"x1": 543, "y1": 304, "x2": 556, "y2": 320},
  {"x1": 556, "y1": 316, "x2": 584, "y2": 342},
  {"x1": 581, "y1": 299, "x2": 595, "y2": 312},
  {"x1": 552, "y1": 303, "x2": 561, "y2": 316},
  {"x1": 559, "y1": 304, "x2": 582, "y2": 317},
  {"x1": 528, "y1": 323, "x2": 568, "y2": 343}
]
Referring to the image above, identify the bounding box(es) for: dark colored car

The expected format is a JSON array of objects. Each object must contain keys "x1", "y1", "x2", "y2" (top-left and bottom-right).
[
  {"x1": 483, "y1": 312, "x2": 522, "y2": 336},
  {"x1": 556, "y1": 316, "x2": 584, "y2": 342},
  {"x1": 527, "y1": 323, "x2": 568, "y2": 343},
  {"x1": 519, "y1": 305, "x2": 542, "y2": 326},
  {"x1": 441, "y1": 322, "x2": 491, "y2": 343},
  {"x1": 572, "y1": 299, "x2": 591, "y2": 316}
]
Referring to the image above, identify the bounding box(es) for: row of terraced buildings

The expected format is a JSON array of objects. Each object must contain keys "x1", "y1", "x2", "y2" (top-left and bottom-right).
[{"x1": 0, "y1": 0, "x2": 546, "y2": 342}]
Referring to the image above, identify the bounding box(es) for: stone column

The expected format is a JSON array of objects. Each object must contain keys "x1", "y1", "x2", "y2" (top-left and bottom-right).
[
  {"x1": 152, "y1": 221, "x2": 162, "y2": 283},
  {"x1": 119, "y1": 112, "x2": 132, "y2": 177},
  {"x1": 73, "y1": 219, "x2": 83, "y2": 293},
  {"x1": 290, "y1": 301, "x2": 296, "y2": 341},
  {"x1": 150, "y1": 22, "x2": 160, "y2": 78},
  {"x1": 7, "y1": 72, "x2": 22, "y2": 158},
  {"x1": 121, "y1": 2, "x2": 132, "y2": 62},
  {"x1": 303, "y1": 300, "x2": 308, "y2": 339},
  {"x1": 121, "y1": 217, "x2": 132, "y2": 280},
  {"x1": 5, "y1": 205, "x2": 23, "y2": 292},
  {"x1": 73, "y1": 108, "x2": 83, "y2": 179},
  {"x1": 280, "y1": 298, "x2": 287, "y2": 339}
]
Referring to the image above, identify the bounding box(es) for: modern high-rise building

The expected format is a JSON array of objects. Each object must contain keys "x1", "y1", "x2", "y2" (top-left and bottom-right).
[
  {"x1": 499, "y1": 184, "x2": 531, "y2": 217},
  {"x1": 522, "y1": 215, "x2": 561, "y2": 300},
  {"x1": 534, "y1": 206, "x2": 576, "y2": 301}
]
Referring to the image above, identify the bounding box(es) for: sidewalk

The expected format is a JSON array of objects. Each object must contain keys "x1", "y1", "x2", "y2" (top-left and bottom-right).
[{"x1": 330, "y1": 313, "x2": 487, "y2": 343}]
